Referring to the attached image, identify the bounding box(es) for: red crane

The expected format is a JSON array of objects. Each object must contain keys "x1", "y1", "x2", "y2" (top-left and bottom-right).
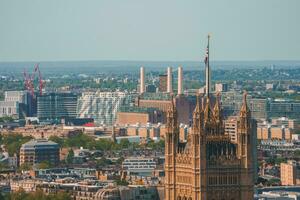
[{"x1": 23, "y1": 63, "x2": 45, "y2": 98}]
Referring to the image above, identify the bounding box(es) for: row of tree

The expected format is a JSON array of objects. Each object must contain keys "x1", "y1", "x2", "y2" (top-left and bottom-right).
[{"x1": 0, "y1": 189, "x2": 71, "y2": 200}]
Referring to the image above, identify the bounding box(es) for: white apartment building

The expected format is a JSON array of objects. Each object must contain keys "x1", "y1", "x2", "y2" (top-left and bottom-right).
[{"x1": 77, "y1": 91, "x2": 134, "y2": 125}]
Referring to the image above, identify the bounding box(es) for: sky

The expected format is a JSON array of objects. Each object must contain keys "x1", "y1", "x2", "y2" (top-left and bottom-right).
[{"x1": 0, "y1": 0, "x2": 300, "y2": 62}]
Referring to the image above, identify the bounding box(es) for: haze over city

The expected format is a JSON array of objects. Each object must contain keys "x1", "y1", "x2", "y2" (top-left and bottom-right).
[
  {"x1": 0, "y1": 1, "x2": 300, "y2": 200},
  {"x1": 1, "y1": 0, "x2": 300, "y2": 61}
]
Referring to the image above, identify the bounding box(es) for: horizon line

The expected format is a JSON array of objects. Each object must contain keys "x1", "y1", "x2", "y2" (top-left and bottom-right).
[{"x1": 1, "y1": 59, "x2": 300, "y2": 63}]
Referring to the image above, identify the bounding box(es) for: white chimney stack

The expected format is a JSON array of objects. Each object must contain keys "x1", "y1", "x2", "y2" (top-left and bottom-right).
[
  {"x1": 167, "y1": 67, "x2": 173, "y2": 93},
  {"x1": 140, "y1": 66, "x2": 145, "y2": 94},
  {"x1": 178, "y1": 66, "x2": 183, "y2": 95}
]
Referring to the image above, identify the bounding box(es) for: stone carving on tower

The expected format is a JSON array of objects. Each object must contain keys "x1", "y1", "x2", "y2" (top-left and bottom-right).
[{"x1": 164, "y1": 36, "x2": 255, "y2": 200}]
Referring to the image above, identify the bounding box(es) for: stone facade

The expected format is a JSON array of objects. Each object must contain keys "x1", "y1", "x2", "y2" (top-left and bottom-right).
[{"x1": 165, "y1": 93, "x2": 255, "y2": 200}]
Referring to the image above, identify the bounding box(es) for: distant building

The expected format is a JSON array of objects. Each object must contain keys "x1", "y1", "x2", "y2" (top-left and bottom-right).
[
  {"x1": 224, "y1": 116, "x2": 238, "y2": 143},
  {"x1": 136, "y1": 93, "x2": 191, "y2": 125},
  {"x1": 122, "y1": 157, "x2": 156, "y2": 176},
  {"x1": 19, "y1": 139, "x2": 60, "y2": 166},
  {"x1": 0, "y1": 101, "x2": 19, "y2": 118},
  {"x1": 271, "y1": 117, "x2": 300, "y2": 129},
  {"x1": 10, "y1": 179, "x2": 42, "y2": 192},
  {"x1": 116, "y1": 107, "x2": 164, "y2": 125},
  {"x1": 281, "y1": 160, "x2": 300, "y2": 186},
  {"x1": 257, "y1": 123, "x2": 293, "y2": 140},
  {"x1": 222, "y1": 91, "x2": 268, "y2": 120},
  {"x1": 94, "y1": 185, "x2": 160, "y2": 200},
  {"x1": 268, "y1": 99, "x2": 300, "y2": 119},
  {"x1": 255, "y1": 191, "x2": 300, "y2": 200},
  {"x1": 145, "y1": 84, "x2": 156, "y2": 93},
  {"x1": 215, "y1": 83, "x2": 228, "y2": 92},
  {"x1": 37, "y1": 93, "x2": 77, "y2": 120},
  {"x1": 77, "y1": 91, "x2": 134, "y2": 125},
  {"x1": 0, "y1": 91, "x2": 33, "y2": 118},
  {"x1": 266, "y1": 83, "x2": 274, "y2": 90},
  {"x1": 158, "y1": 74, "x2": 167, "y2": 92}
]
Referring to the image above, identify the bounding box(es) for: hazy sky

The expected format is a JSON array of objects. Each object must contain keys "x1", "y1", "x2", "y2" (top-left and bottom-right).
[{"x1": 0, "y1": 0, "x2": 300, "y2": 62}]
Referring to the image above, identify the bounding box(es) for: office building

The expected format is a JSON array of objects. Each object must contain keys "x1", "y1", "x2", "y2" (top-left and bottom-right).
[
  {"x1": 19, "y1": 139, "x2": 60, "y2": 166},
  {"x1": 224, "y1": 116, "x2": 238, "y2": 143},
  {"x1": 122, "y1": 157, "x2": 156, "y2": 176},
  {"x1": 145, "y1": 84, "x2": 156, "y2": 93},
  {"x1": 222, "y1": 92, "x2": 268, "y2": 120},
  {"x1": 215, "y1": 83, "x2": 228, "y2": 92},
  {"x1": 266, "y1": 83, "x2": 274, "y2": 90},
  {"x1": 257, "y1": 124, "x2": 293, "y2": 141},
  {"x1": 37, "y1": 93, "x2": 77, "y2": 120},
  {"x1": 271, "y1": 117, "x2": 300, "y2": 130},
  {"x1": 268, "y1": 99, "x2": 300, "y2": 119},
  {"x1": 0, "y1": 90, "x2": 32, "y2": 118},
  {"x1": 281, "y1": 160, "x2": 300, "y2": 186}
]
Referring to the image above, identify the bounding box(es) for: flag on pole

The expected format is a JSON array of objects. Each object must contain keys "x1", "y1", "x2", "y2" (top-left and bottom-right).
[{"x1": 204, "y1": 45, "x2": 208, "y2": 65}]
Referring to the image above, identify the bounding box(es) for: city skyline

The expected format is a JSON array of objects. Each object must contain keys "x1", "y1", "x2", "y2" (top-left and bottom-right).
[{"x1": 1, "y1": 0, "x2": 300, "y2": 62}]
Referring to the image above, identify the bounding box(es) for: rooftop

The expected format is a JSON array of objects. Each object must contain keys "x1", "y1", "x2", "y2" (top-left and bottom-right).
[{"x1": 21, "y1": 139, "x2": 59, "y2": 149}]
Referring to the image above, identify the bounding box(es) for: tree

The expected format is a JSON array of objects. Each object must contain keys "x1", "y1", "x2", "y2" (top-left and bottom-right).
[
  {"x1": 1, "y1": 133, "x2": 32, "y2": 156},
  {"x1": 295, "y1": 150, "x2": 300, "y2": 158},
  {"x1": 66, "y1": 149, "x2": 74, "y2": 164},
  {"x1": 19, "y1": 163, "x2": 32, "y2": 171},
  {"x1": 0, "y1": 162, "x2": 9, "y2": 171},
  {"x1": 65, "y1": 133, "x2": 94, "y2": 148},
  {"x1": 37, "y1": 161, "x2": 51, "y2": 169},
  {"x1": 146, "y1": 139, "x2": 165, "y2": 150},
  {"x1": 49, "y1": 191, "x2": 72, "y2": 200},
  {"x1": 96, "y1": 157, "x2": 112, "y2": 168},
  {"x1": 94, "y1": 139, "x2": 113, "y2": 151},
  {"x1": 9, "y1": 188, "x2": 28, "y2": 200},
  {"x1": 115, "y1": 179, "x2": 129, "y2": 186},
  {"x1": 48, "y1": 136, "x2": 65, "y2": 147},
  {"x1": 119, "y1": 139, "x2": 130, "y2": 149},
  {"x1": 8, "y1": 189, "x2": 72, "y2": 200}
]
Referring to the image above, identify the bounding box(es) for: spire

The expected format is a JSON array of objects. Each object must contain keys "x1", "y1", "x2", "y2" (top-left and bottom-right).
[
  {"x1": 194, "y1": 94, "x2": 201, "y2": 115},
  {"x1": 240, "y1": 91, "x2": 250, "y2": 118},
  {"x1": 239, "y1": 91, "x2": 251, "y2": 129},
  {"x1": 166, "y1": 95, "x2": 177, "y2": 131},
  {"x1": 204, "y1": 34, "x2": 211, "y2": 98},
  {"x1": 213, "y1": 92, "x2": 222, "y2": 124},
  {"x1": 204, "y1": 96, "x2": 212, "y2": 124},
  {"x1": 192, "y1": 94, "x2": 202, "y2": 131}
]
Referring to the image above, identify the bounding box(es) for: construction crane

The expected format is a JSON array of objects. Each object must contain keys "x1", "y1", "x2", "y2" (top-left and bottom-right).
[{"x1": 23, "y1": 63, "x2": 44, "y2": 98}]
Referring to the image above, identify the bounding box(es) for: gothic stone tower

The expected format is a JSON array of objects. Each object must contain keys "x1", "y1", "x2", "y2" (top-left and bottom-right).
[
  {"x1": 164, "y1": 93, "x2": 254, "y2": 200},
  {"x1": 164, "y1": 36, "x2": 254, "y2": 200}
]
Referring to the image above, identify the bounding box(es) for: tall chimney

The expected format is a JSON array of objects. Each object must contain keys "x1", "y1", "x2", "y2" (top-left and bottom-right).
[
  {"x1": 140, "y1": 66, "x2": 145, "y2": 94},
  {"x1": 178, "y1": 66, "x2": 183, "y2": 95},
  {"x1": 167, "y1": 67, "x2": 173, "y2": 93}
]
